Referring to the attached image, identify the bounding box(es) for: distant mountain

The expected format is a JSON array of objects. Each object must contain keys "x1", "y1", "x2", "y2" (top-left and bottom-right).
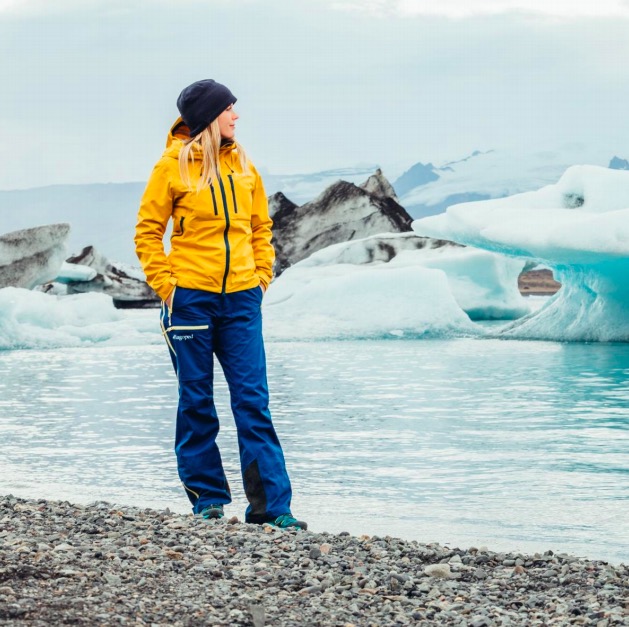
[
  {"x1": 0, "y1": 183, "x2": 144, "y2": 265},
  {"x1": 609, "y1": 156, "x2": 629, "y2": 170},
  {"x1": 262, "y1": 165, "x2": 380, "y2": 206},
  {"x1": 391, "y1": 162, "x2": 439, "y2": 197},
  {"x1": 0, "y1": 169, "x2": 381, "y2": 266},
  {"x1": 1, "y1": 147, "x2": 625, "y2": 266},
  {"x1": 394, "y1": 147, "x2": 620, "y2": 218}
]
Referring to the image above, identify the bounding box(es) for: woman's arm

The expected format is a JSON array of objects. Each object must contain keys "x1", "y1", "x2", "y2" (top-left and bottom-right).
[
  {"x1": 250, "y1": 168, "x2": 275, "y2": 291},
  {"x1": 134, "y1": 159, "x2": 177, "y2": 302}
]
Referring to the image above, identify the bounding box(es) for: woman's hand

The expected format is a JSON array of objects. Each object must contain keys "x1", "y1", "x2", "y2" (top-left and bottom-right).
[{"x1": 165, "y1": 291, "x2": 174, "y2": 309}]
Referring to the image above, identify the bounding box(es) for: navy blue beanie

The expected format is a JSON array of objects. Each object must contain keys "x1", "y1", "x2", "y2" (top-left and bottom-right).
[{"x1": 176, "y1": 79, "x2": 237, "y2": 137}]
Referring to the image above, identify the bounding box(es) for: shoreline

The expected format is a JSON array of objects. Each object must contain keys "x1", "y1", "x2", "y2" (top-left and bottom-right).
[{"x1": 0, "y1": 496, "x2": 627, "y2": 626}]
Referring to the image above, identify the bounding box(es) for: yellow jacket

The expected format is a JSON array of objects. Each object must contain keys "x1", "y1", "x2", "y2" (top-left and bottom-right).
[{"x1": 135, "y1": 118, "x2": 274, "y2": 301}]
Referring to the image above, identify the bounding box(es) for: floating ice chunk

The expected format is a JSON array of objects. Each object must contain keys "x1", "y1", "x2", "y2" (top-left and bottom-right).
[
  {"x1": 264, "y1": 233, "x2": 528, "y2": 338},
  {"x1": 413, "y1": 165, "x2": 629, "y2": 342},
  {"x1": 408, "y1": 247, "x2": 528, "y2": 320},
  {"x1": 263, "y1": 244, "x2": 482, "y2": 340},
  {"x1": 263, "y1": 264, "x2": 480, "y2": 340},
  {"x1": 55, "y1": 262, "x2": 98, "y2": 284},
  {"x1": 0, "y1": 288, "x2": 161, "y2": 351}
]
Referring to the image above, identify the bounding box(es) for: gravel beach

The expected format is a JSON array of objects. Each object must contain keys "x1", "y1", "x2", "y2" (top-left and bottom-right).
[{"x1": 0, "y1": 496, "x2": 627, "y2": 626}]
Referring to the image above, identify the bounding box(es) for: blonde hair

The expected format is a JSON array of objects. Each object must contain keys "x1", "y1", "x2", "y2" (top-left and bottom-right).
[{"x1": 178, "y1": 118, "x2": 249, "y2": 192}]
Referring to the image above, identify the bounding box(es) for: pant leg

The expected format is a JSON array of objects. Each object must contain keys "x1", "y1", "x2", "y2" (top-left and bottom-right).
[
  {"x1": 163, "y1": 287, "x2": 231, "y2": 514},
  {"x1": 213, "y1": 286, "x2": 293, "y2": 524}
]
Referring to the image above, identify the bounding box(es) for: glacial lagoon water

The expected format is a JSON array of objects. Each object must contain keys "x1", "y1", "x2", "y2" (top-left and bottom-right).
[{"x1": 1, "y1": 334, "x2": 628, "y2": 564}]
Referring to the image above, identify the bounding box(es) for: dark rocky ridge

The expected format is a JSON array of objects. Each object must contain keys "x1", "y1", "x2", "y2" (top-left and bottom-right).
[
  {"x1": 62, "y1": 246, "x2": 159, "y2": 308},
  {"x1": 271, "y1": 169, "x2": 415, "y2": 275}
]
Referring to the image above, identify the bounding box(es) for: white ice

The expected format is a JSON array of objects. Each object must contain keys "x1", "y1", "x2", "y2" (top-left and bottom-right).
[
  {"x1": 263, "y1": 262, "x2": 479, "y2": 340},
  {"x1": 1, "y1": 228, "x2": 531, "y2": 349},
  {"x1": 55, "y1": 262, "x2": 98, "y2": 284},
  {"x1": 413, "y1": 165, "x2": 629, "y2": 342},
  {"x1": 0, "y1": 288, "x2": 161, "y2": 351},
  {"x1": 263, "y1": 233, "x2": 528, "y2": 340}
]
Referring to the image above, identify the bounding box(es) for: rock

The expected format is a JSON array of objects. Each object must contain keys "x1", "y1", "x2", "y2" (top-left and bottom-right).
[
  {"x1": 542, "y1": 569, "x2": 558, "y2": 578},
  {"x1": 361, "y1": 169, "x2": 399, "y2": 200},
  {"x1": 103, "y1": 573, "x2": 121, "y2": 586},
  {"x1": 249, "y1": 604, "x2": 265, "y2": 627},
  {"x1": 424, "y1": 564, "x2": 452, "y2": 579},
  {"x1": 0, "y1": 495, "x2": 627, "y2": 626},
  {"x1": 299, "y1": 585, "x2": 322, "y2": 595}
]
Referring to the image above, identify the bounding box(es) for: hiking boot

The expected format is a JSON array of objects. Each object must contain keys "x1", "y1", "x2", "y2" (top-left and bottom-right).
[
  {"x1": 265, "y1": 513, "x2": 307, "y2": 530},
  {"x1": 199, "y1": 504, "x2": 224, "y2": 520}
]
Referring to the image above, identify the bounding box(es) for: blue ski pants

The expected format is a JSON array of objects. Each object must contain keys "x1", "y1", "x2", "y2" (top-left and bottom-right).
[{"x1": 160, "y1": 285, "x2": 292, "y2": 523}]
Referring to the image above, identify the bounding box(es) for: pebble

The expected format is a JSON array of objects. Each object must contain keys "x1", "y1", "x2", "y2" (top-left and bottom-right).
[
  {"x1": 0, "y1": 494, "x2": 627, "y2": 626},
  {"x1": 424, "y1": 563, "x2": 452, "y2": 579}
]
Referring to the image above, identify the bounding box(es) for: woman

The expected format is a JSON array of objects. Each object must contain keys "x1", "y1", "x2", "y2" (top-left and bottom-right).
[{"x1": 135, "y1": 79, "x2": 306, "y2": 530}]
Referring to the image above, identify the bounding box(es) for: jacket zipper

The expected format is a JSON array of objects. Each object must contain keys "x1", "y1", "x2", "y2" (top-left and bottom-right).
[
  {"x1": 218, "y1": 176, "x2": 231, "y2": 294},
  {"x1": 167, "y1": 285, "x2": 177, "y2": 327},
  {"x1": 228, "y1": 174, "x2": 238, "y2": 214},
  {"x1": 210, "y1": 184, "x2": 219, "y2": 216}
]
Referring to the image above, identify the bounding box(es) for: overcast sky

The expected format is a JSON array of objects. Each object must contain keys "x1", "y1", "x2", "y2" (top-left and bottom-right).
[{"x1": 1, "y1": 0, "x2": 629, "y2": 189}]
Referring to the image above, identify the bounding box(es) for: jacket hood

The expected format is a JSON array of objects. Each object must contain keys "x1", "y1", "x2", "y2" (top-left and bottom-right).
[{"x1": 163, "y1": 117, "x2": 238, "y2": 162}]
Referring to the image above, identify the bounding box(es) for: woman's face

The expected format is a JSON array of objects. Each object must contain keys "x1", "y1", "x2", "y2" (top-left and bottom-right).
[{"x1": 217, "y1": 104, "x2": 239, "y2": 140}]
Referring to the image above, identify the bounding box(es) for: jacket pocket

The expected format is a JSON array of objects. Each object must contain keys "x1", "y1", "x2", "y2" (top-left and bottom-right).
[
  {"x1": 172, "y1": 210, "x2": 187, "y2": 237},
  {"x1": 167, "y1": 285, "x2": 177, "y2": 327}
]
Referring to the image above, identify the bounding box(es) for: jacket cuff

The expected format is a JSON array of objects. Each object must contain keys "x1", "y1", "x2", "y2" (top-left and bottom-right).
[
  {"x1": 257, "y1": 275, "x2": 271, "y2": 291},
  {"x1": 156, "y1": 277, "x2": 177, "y2": 301}
]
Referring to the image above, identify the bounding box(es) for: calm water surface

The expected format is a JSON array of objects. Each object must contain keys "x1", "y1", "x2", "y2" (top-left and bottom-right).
[{"x1": 1, "y1": 339, "x2": 627, "y2": 563}]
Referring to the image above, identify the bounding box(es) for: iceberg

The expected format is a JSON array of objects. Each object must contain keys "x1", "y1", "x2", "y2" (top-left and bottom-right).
[
  {"x1": 263, "y1": 233, "x2": 528, "y2": 340},
  {"x1": 55, "y1": 261, "x2": 98, "y2": 284},
  {"x1": 60, "y1": 246, "x2": 159, "y2": 307},
  {"x1": 271, "y1": 170, "x2": 413, "y2": 275},
  {"x1": 0, "y1": 288, "x2": 160, "y2": 351},
  {"x1": 0, "y1": 224, "x2": 69, "y2": 290},
  {"x1": 413, "y1": 165, "x2": 629, "y2": 342}
]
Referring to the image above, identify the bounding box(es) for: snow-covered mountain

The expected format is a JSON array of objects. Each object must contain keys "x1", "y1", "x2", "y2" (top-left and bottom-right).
[
  {"x1": 262, "y1": 165, "x2": 380, "y2": 206},
  {"x1": 394, "y1": 147, "x2": 628, "y2": 218}
]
